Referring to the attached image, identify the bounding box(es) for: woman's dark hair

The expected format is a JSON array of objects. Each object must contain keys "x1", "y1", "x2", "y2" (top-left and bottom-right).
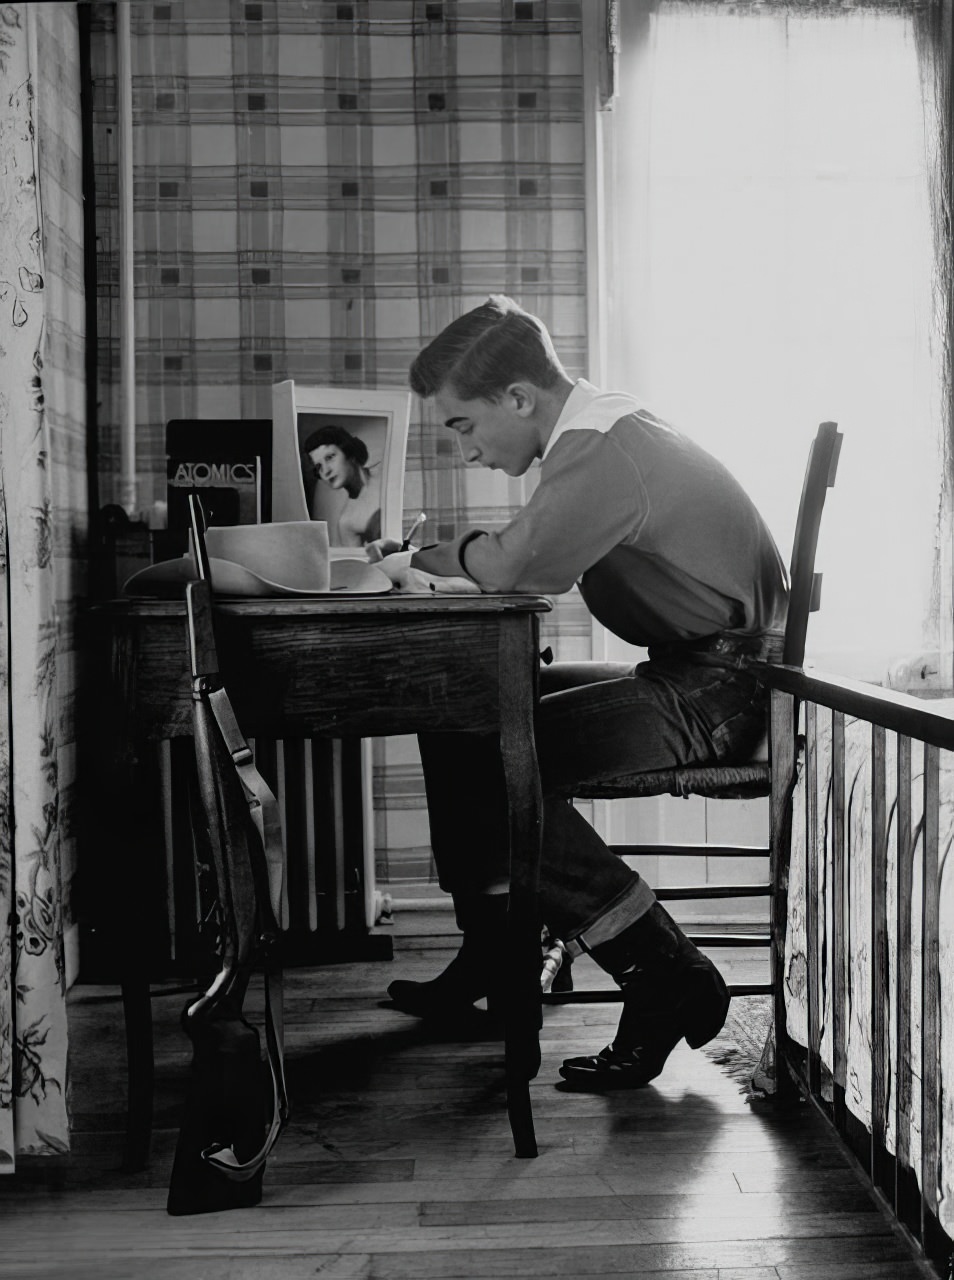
[
  {"x1": 302, "y1": 423, "x2": 369, "y2": 467},
  {"x1": 409, "y1": 294, "x2": 566, "y2": 402}
]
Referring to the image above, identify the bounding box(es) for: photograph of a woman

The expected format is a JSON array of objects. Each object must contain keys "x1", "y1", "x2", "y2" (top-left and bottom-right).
[{"x1": 303, "y1": 422, "x2": 383, "y2": 547}]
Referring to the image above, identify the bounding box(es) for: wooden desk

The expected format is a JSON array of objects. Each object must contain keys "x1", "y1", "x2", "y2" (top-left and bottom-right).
[{"x1": 88, "y1": 592, "x2": 551, "y2": 1164}]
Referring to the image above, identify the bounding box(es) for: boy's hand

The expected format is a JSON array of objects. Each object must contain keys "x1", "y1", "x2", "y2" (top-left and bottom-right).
[
  {"x1": 365, "y1": 538, "x2": 403, "y2": 563},
  {"x1": 367, "y1": 548, "x2": 415, "y2": 583}
]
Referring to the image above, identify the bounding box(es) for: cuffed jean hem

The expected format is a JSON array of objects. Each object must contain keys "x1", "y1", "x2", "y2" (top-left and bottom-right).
[{"x1": 563, "y1": 879, "x2": 657, "y2": 959}]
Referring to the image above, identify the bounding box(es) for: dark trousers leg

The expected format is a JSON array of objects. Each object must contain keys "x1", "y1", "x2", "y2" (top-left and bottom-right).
[{"x1": 418, "y1": 657, "x2": 767, "y2": 941}]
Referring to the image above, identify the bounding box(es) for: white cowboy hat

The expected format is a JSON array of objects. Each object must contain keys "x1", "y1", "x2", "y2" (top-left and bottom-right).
[{"x1": 123, "y1": 520, "x2": 392, "y2": 598}]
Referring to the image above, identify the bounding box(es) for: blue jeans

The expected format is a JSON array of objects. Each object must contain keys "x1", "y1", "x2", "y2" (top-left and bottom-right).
[{"x1": 418, "y1": 655, "x2": 769, "y2": 946}]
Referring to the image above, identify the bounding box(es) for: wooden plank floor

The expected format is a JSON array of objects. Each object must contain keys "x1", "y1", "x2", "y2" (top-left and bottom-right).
[{"x1": 0, "y1": 925, "x2": 937, "y2": 1280}]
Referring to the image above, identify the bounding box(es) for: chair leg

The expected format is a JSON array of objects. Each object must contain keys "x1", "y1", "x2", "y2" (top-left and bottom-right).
[
  {"x1": 771, "y1": 1023, "x2": 804, "y2": 1107},
  {"x1": 121, "y1": 973, "x2": 154, "y2": 1172}
]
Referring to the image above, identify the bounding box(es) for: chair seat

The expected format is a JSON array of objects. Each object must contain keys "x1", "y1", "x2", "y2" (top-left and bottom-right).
[
  {"x1": 569, "y1": 724, "x2": 772, "y2": 802},
  {"x1": 572, "y1": 761, "x2": 772, "y2": 801}
]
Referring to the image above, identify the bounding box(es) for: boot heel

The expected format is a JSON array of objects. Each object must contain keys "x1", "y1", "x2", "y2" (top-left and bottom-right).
[{"x1": 683, "y1": 963, "x2": 731, "y2": 1049}]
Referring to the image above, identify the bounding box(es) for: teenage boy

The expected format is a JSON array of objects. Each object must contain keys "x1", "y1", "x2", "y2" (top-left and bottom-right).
[{"x1": 371, "y1": 295, "x2": 787, "y2": 1090}]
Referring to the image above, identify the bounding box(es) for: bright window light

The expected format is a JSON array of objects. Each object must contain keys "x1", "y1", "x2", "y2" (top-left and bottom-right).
[{"x1": 604, "y1": 3, "x2": 944, "y2": 679}]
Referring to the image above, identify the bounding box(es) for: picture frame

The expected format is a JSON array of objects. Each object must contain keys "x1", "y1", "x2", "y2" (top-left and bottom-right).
[{"x1": 271, "y1": 381, "x2": 411, "y2": 554}]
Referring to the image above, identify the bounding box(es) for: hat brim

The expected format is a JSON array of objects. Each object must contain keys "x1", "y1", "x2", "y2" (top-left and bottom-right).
[{"x1": 123, "y1": 555, "x2": 393, "y2": 598}]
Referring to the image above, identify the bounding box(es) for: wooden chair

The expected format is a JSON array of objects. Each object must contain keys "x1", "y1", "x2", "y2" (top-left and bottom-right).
[{"x1": 542, "y1": 421, "x2": 843, "y2": 1028}]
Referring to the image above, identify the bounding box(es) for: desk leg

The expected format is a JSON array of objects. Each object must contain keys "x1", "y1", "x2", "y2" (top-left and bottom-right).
[
  {"x1": 121, "y1": 970, "x2": 155, "y2": 1172},
  {"x1": 498, "y1": 616, "x2": 543, "y2": 1158},
  {"x1": 118, "y1": 735, "x2": 162, "y2": 1173},
  {"x1": 89, "y1": 622, "x2": 159, "y2": 1171}
]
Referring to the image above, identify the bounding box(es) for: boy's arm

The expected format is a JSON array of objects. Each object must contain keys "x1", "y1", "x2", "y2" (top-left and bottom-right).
[{"x1": 412, "y1": 428, "x2": 646, "y2": 593}]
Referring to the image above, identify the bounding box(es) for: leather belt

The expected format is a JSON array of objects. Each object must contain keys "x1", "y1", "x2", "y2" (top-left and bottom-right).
[{"x1": 647, "y1": 632, "x2": 784, "y2": 671}]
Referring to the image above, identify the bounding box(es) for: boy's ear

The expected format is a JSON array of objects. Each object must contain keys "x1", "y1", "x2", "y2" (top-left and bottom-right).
[{"x1": 507, "y1": 382, "x2": 537, "y2": 416}]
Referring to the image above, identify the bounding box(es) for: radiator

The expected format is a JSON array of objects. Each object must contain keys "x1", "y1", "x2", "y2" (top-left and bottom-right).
[{"x1": 159, "y1": 736, "x2": 377, "y2": 970}]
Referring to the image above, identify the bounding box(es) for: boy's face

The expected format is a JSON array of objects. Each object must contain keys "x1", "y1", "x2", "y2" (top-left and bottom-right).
[{"x1": 433, "y1": 383, "x2": 540, "y2": 477}]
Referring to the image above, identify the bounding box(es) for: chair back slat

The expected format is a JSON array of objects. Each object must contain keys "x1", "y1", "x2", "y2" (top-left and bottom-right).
[{"x1": 783, "y1": 422, "x2": 842, "y2": 668}]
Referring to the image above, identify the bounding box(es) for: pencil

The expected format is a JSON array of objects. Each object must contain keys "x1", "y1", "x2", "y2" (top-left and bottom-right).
[{"x1": 401, "y1": 511, "x2": 426, "y2": 551}]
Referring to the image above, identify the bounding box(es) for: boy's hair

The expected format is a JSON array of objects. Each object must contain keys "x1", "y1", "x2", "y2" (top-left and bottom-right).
[
  {"x1": 302, "y1": 423, "x2": 369, "y2": 467},
  {"x1": 409, "y1": 294, "x2": 566, "y2": 401}
]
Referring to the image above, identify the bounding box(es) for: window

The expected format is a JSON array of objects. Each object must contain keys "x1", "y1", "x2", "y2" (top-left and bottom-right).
[{"x1": 587, "y1": 1, "x2": 948, "y2": 682}]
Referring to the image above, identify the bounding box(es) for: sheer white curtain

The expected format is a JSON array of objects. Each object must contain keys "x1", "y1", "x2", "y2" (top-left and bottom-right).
[{"x1": 591, "y1": 0, "x2": 946, "y2": 683}]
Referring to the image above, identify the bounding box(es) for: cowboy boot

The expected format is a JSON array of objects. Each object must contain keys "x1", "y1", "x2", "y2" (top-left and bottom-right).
[
  {"x1": 559, "y1": 902, "x2": 730, "y2": 1090},
  {"x1": 387, "y1": 893, "x2": 510, "y2": 1020}
]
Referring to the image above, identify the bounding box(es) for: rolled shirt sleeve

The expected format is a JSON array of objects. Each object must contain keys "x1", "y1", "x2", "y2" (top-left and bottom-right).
[{"x1": 412, "y1": 430, "x2": 646, "y2": 594}]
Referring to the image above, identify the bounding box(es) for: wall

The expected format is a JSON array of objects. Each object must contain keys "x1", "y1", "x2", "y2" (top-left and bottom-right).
[{"x1": 89, "y1": 0, "x2": 589, "y2": 892}]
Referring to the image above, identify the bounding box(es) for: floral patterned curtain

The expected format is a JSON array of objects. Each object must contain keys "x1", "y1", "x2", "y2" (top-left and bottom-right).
[{"x1": 0, "y1": 3, "x2": 70, "y2": 1170}]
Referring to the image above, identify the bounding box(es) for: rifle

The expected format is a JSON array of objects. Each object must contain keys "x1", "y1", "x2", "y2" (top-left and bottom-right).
[{"x1": 167, "y1": 495, "x2": 289, "y2": 1215}]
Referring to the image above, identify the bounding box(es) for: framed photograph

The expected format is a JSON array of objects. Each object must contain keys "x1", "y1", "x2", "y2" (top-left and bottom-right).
[{"x1": 271, "y1": 381, "x2": 411, "y2": 553}]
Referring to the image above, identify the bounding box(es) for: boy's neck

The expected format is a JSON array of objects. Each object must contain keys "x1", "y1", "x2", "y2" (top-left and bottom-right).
[{"x1": 535, "y1": 376, "x2": 576, "y2": 454}]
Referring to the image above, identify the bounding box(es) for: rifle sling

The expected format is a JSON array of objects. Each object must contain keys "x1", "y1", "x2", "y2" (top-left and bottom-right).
[
  {"x1": 207, "y1": 685, "x2": 285, "y2": 927},
  {"x1": 191, "y1": 681, "x2": 290, "y2": 1181},
  {"x1": 200, "y1": 963, "x2": 287, "y2": 1182}
]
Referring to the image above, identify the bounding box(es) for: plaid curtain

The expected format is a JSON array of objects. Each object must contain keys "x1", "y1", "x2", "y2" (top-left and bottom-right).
[{"x1": 90, "y1": 0, "x2": 589, "y2": 891}]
